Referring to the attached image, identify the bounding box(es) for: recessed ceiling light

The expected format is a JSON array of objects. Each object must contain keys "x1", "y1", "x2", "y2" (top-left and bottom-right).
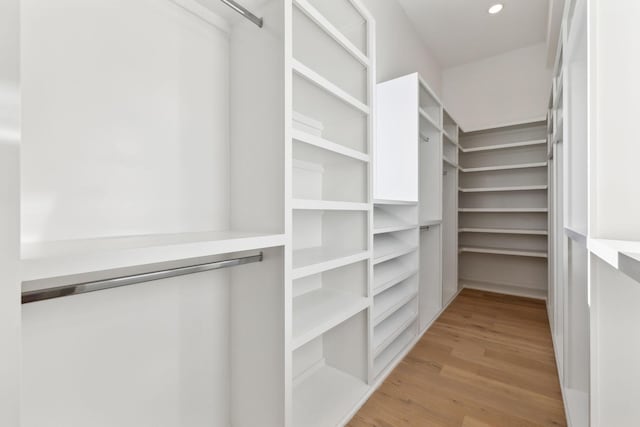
[{"x1": 488, "y1": 4, "x2": 504, "y2": 14}]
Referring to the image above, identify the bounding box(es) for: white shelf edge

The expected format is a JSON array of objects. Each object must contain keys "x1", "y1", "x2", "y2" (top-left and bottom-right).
[
  {"x1": 587, "y1": 238, "x2": 640, "y2": 270},
  {"x1": 292, "y1": 129, "x2": 369, "y2": 163},
  {"x1": 373, "y1": 312, "x2": 418, "y2": 358},
  {"x1": 373, "y1": 224, "x2": 417, "y2": 235},
  {"x1": 374, "y1": 291, "x2": 418, "y2": 326},
  {"x1": 442, "y1": 129, "x2": 458, "y2": 145},
  {"x1": 420, "y1": 219, "x2": 442, "y2": 227},
  {"x1": 564, "y1": 226, "x2": 587, "y2": 247},
  {"x1": 459, "y1": 228, "x2": 548, "y2": 236},
  {"x1": 459, "y1": 246, "x2": 548, "y2": 258},
  {"x1": 459, "y1": 185, "x2": 548, "y2": 193},
  {"x1": 373, "y1": 199, "x2": 418, "y2": 206},
  {"x1": 22, "y1": 232, "x2": 287, "y2": 286},
  {"x1": 292, "y1": 250, "x2": 370, "y2": 280},
  {"x1": 292, "y1": 0, "x2": 370, "y2": 67},
  {"x1": 419, "y1": 108, "x2": 442, "y2": 131},
  {"x1": 443, "y1": 157, "x2": 458, "y2": 168},
  {"x1": 459, "y1": 161, "x2": 548, "y2": 173},
  {"x1": 373, "y1": 245, "x2": 419, "y2": 265},
  {"x1": 459, "y1": 208, "x2": 549, "y2": 213},
  {"x1": 459, "y1": 139, "x2": 547, "y2": 153},
  {"x1": 619, "y1": 252, "x2": 640, "y2": 285},
  {"x1": 292, "y1": 292, "x2": 370, "y2": 350},
  {"x1": 373, "y1": 268, "x2": 418, "y2": 296},
  {"x1": 460, "y1": 279, "x2": 547, "y2": 300},
  {"x1": 291, "y1": 199, "x2": 370, "y2": 211},
  {"x1": 292, "y1": 59, "x2": 369, "y2": 115}
]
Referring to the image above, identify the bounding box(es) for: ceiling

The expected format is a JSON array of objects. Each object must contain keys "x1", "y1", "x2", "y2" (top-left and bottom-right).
[{"x1": 396, "y1": 0, "x2": 550, "y2": 68}]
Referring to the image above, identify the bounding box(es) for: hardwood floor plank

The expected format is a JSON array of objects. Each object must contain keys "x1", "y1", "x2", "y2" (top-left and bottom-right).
[{"x1": 348, "y1": 289, "x2": 566, "y2": 427}]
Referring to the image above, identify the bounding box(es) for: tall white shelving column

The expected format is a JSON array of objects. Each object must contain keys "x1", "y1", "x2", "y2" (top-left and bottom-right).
[
  {"x1": 287, "y1": 1, "x2": 375, "y2": 426},
  {"x1": 0, "y1": 0, "x2": 20, "y2": 422}
]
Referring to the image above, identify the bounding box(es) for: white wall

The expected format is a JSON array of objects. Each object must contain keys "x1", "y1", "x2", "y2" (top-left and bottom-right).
[
  {"x1": 361, "y1": 0, "x2": 442, "y2": 95},
  {"x1": 443, "y1": 43, "x2": 552, "y2": 132},
  {"x1": 0, "y1": 0, "x2": 20, "y2": 423}
]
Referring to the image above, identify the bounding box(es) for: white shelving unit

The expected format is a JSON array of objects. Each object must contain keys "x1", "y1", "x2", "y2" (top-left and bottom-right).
[
  {"x1": 289, "y1": 1, "x2": 375, "y2": 426},
  {"x1": 459, "y1": 121, "x2": 549, "y2": 299}
]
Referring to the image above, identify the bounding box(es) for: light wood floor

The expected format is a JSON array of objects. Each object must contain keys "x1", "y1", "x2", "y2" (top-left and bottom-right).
[{"x1": 349, "y1": 289, "x2": 566, "y2": 427}]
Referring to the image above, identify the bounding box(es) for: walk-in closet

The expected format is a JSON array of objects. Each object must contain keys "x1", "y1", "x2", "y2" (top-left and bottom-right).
[{"x1": 1, "y1": 0, "x2": 639, "y2": 426}]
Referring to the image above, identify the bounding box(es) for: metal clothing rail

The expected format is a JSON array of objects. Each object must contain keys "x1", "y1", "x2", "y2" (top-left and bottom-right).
[
  {"x1": 220, "y1": 0, "x2": 263, "y2": 28},
  {"x1": 22, "y1": 252, "x2": 263, "y2": 304}
]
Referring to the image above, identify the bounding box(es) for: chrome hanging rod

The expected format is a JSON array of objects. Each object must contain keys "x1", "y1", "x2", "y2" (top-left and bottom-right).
[
  {"x1": 220, "y1": 0, "x2": 263, "y2": 28},
  {"x1": 22, "y1": 252, "x2": 263, "y2": 304}
]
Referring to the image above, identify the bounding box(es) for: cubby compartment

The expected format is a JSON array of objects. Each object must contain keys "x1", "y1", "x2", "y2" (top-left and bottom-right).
[
  {"x1": 373, "y1": 228, "x2": 418, "y2": 265},
  {"x1": 292, "y1": 210, "x2": 368, "y2": 278},
  {"x1": 373, "y1": 274, "x2": 418, "y2": 325},
  {"x1": 373, "y1": 204, "x2": 418, "y2": 234},
  {"x1": 293, "y1": 3, "x2": 368, "y2": 104},
  {"x1": 373, "y1": 318, "x2": 417, "y2": 378},
  {"x1": 459, "y1": 189, "x2": 548, "y2": 210},
  {"x1": 419, "y1": 82, "x2": 441, "y2": 126},
  {"x1": 373, "y1": 251, "x2": 418, "y2": 295},
  {"x1": 373, "y1": 297, "x2": 418, "y2": 356},
  {"x1": 293, "y1": 72, "x2": 368, "y2": 154},
  {"x1": 304, "y1": 0, "x2": 368, "y2": 56},
  {"x1": 292, "y1": 311, "x2": 369, "y2": 427},
  {"x1": 293, "y1": 140, "x2": 367, "y2": 204},
  {"x1": 442, "y1": 109, "x2": 458, "y2": 143},
  {"x1": 292, "y1": 261, "x2": 368, "y2": 349}
]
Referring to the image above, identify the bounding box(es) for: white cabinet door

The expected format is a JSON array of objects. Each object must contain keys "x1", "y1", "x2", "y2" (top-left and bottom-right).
[{"x1": 374, "y1": 75, "x2": 419, "y2": 202}]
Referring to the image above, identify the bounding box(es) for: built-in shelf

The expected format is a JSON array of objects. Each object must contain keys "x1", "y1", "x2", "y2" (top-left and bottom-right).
[
  {"x1": 373, "y1": 235, "x2": 418, "y2": 265},
  {"x1": 564, "y1": 226, "x2": 587, "y2": 246},
  {"x1": 374, "y1": 282, "x2": 418, "y2": 325},
  {"x1": 373, "y1": 308, "x2": 417, "y2": 357},
  {"x1": 373, "y1": 199, "x2": 418, "y2": 206},
  {"x1": 420, "y1": 219, "x2": 442, "y2": 227},
  {"x1": 21, "y1": 231, "x2": 287, "y2": 285},
  {"x1": 292, "y1": 199, "x2": 370, "y2": 211},
  {"x1": 374, "y1": 262, "x2": 417, "y2": 295},
  {"x1": 619, "y1": 252, "x2": 640, "y2": 285},
  {"x1": 460, "y1": 278, "x2": 547, "y2": 300},
  {"x1": 459, "y1": 162, "x2": 548, "y2": 173},
  {"x1": 292, "y1": 247, "x2": 369, "y2": 280},
  {"x1": 374, "y1": 209, "x2": 416, "y2": 235},
  {"x1": 293, "y1": 365, "x2": 369, "y2": 427},
  {"x1": 459, "y1": 246, "x2": 548, "y2": 258},
  {"x1": 292, "y1": 0, "x2": 370, "y2": 67},
  {"x1": 373, "y1": 325, "x2": 414, "y2": 378},
  {"x1": 459, "y1": 185, "x2": 548, "y2": 193},
  {"x1": 459, "y1": 228, "x2": 548, "y2": 236},
  {"x1": 292, "y1": 288, "x2": 369, "y2": 350},
  {"x1": 459, "y1": 208, "x2": 549, "y2": 213},
  {"x1": 292, "y1": 129, "x2": 369, "y2": 163},
  {"x1": 459, "y1": 139, "x2": 547, "y2": 153},
  {"x1": 443, "y1": 157, "x2": 458, "y2": 168},
  {"x1": 588, "y1": 238, "x2": 640, "y2": 270},
  {"x1": 419, "y1": 108, "x2": 442, "y2": 131},
  {"x1": 442, "y1": 129, "x2": 458, "y2": 145},
  {"x1": 292, "y1": 59, "x2": 369, "y2": 115}
]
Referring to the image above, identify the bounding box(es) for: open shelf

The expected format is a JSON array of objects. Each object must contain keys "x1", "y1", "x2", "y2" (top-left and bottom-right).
[
  {"x1": 373, "y1": 277, "x2": 418, "y2": 325},
  {"x1": 373, "y1": 303, "x2": 417, "y2": 357},
  {"x1": 293, "y1": 365, "x2": 368, "y2": 427},
  {"x1": 459, "y1": 162, "x2": 548, "y2": 173},
  {"x1": 292, "y1": 288, "x2": 369, "y2": 349},
  {"x1": 564, "y1": 226, "x2": 587, "y2": 246},
  {"x1": 292, "y1": 199, "x2": 369, "y2": 211},
  {"x1": 459, "y1": 185, "x2": 548, "y2": 193},
  {"x1": 374, "y1": 259, "x2": 418, "y2": 295},
  {"x1": 459, "y1": 246, "x2": 548, "y2": 258},
  {"x1": 460, "y1": 278, "x2": 548, "y2": 300},
  {"x1": 292, "y1": 129, "x2": 369, "y2": 163},
  {"x1": 21, "y1": 231, "x2": 287, "y2": 284},
  {"x1": 373, "y1": 234, "x2": 418, "y2": 265},
  {"x1": 373, "y1": 322, "x2": 416, "y2": 378},
  {"x1": 373, "y1": 208, "x2": 415, "y2": 234},
  {"x1": 588, "y1": 238, "x2": 640, "y2": 270},
  {"x1": 459, "y1": 139, "x2": 546, "y2": 153},
  {"x1": 459, "y1": 228, "x2": 548, "y2": 236},
  {"x1": 419, "y1": 108, "x2": 442, "y2": 131},
  {"x1": 292, "y1": 0, "x2": 369, "y2": 67},
  {"x1": 292, "y1": 247, "x2": 369, "y2": 280},
  {"x1": 443, "y1": 157, "x2": 458, "y2": 168},
  {"x1": 459, "y1": 208, "x2": 548, "y2": 213}
]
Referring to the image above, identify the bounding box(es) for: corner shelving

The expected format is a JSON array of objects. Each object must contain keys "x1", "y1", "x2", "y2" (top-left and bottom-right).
[{"x1": 459, "y1": 121, "x2": 549, "y2": 298}]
